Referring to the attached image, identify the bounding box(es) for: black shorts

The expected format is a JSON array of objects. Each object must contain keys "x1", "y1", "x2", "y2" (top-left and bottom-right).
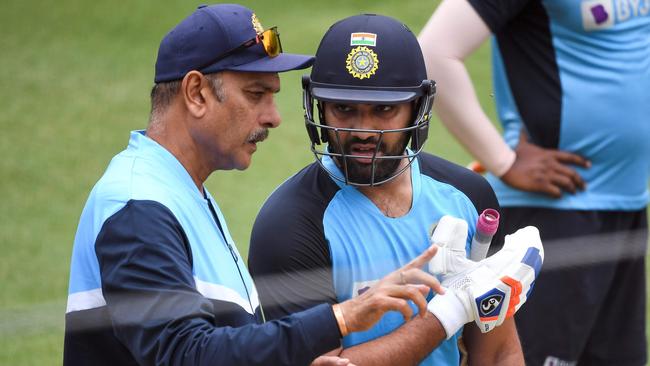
[{"x1": 500, "y1": 207, "x2": 648, "y2": 366}]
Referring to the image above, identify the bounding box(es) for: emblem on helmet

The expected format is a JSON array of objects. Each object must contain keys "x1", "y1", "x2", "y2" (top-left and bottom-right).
[
  {"x1": 346, "y1": 46, "x2": 379, "y2": 79},
  {"x1": 303, "y1": 14, "x2": 436, "y2": 186}
]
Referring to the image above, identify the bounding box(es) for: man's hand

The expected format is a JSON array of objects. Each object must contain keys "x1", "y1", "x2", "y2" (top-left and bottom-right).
[
  {"x1": 337, "y1": 245, "x2": 444, "y2": 334},
  {"x1": 427, "y1": 216, "x2": 544, "y2": 338},
  {"x1": 501, "y1": 133, "x2": 590, "y2": 198},
  {"x1": 479, "y1": 226, "x2": 543, "y2": 318},
  {"x1": 311, "y1": 355, "x2": 357, "y2": 366}
]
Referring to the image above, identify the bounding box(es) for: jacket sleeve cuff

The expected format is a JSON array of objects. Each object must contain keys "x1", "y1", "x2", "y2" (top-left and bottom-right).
[{"x1": 291, "y1": 303, "x2": 342, "y2": 355}]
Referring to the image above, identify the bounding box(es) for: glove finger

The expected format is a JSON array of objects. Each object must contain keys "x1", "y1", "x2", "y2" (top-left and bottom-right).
[
  {"x1": 430, "y1": 215, "x2": 468, "y2": 251},
  {"x1": 503, "y1": 226, "x2": 544, "y2": 259},
  {"x1": 500, "y1": 261, "x2": 538, "y2": 314},
  {"x1": 482, "y1": 226, "x2": 544, "y2": 275},
  {"x1": 428, "y1": 216, "x2": 470, "y2": 275},
  {"x1": 429, "y1": 248, "x2": 476, "y2": 277}
]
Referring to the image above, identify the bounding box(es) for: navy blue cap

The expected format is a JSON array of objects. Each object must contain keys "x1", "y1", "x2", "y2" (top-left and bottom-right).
[
  {"x1": 154, "y1": 4, "x2": 314, "y2": 83},
  {"x1": 309, "y1": 14, "x2": 427, "y2": 103}
]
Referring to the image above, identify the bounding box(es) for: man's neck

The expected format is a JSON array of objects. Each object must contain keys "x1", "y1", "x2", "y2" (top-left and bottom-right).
[
  {"x1": 146, "y1": 117, "x2": 209, "y2": 193},
  {"x1": 358, "y1": 159, "x2": 413, "y2": 218}
]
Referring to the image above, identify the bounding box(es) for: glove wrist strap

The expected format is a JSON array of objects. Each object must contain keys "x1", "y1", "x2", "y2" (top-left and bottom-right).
[{"x1": 427, "y1": 291, "x2": 468, "y2": 339}]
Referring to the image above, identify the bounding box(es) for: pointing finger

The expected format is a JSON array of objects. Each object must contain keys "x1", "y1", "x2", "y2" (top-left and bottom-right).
[{"x1": 403, "y1": 245, "x2": 438, "y2": 269}]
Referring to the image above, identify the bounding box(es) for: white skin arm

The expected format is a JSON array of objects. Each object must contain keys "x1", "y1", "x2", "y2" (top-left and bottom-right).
[
  {"x1": 418, "y1": 0, "x2": 515, "y2": 177},
  {"x1": 418, "y1": 1, "x2": 590, "y2": 196}
]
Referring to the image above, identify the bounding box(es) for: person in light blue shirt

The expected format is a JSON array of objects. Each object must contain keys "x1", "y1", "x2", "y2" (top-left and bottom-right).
[
  {"x1": 64, "y1": 5, "x2": 445, "y2": 366},
  {"x1": 420, "y1": 1, "x2": 649, "y2": 364},
  {"x1": 249, "y1": 14, "x2": 534, "y2": 366}
]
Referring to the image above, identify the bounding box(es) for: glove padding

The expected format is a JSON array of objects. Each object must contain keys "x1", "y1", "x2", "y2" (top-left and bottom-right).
[
  {"x1": 480, "y1": 226, "x2": 544, "y2": 318},
  {"x1": 427, "y1": 215, "x2": 474, "y2": 276},
  {"x1": 426, "y1": 216, "x2": 544, "y2": 338}
]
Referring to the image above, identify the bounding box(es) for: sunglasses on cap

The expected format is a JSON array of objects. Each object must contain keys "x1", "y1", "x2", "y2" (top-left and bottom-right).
[{"x1": 199, "y1": 27, "x2": 283, "y2": 70}]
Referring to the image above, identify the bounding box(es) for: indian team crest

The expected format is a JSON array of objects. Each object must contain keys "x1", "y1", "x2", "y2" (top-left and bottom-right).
[{"x1": 346, "y1": 46, "x2": 379, "y2": 79}]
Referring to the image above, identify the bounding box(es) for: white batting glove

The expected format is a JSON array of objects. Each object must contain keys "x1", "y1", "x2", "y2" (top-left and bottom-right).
[
  {"x1": 427, "y1": 215, "x2": 474, "y2": 277},
  {"x1": 427, "y1": 218, "x2": 544, "y2": 338},
  {"x1": 480, "y1": 226, "x2": 544, "y2": 317}
]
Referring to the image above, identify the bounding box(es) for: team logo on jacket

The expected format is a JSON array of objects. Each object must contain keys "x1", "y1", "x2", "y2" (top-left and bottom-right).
[{"x1": 346, "y1": 46, "x2": 379, "y2": 79}]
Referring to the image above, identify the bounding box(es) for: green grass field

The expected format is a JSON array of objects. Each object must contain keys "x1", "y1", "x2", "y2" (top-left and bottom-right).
[{"x1": 0, "y1": 0, "x2": 647, "y2": 364}]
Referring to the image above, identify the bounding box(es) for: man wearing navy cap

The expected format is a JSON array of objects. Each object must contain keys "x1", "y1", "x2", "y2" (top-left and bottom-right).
[
  {"x1": 63, "y1": 5, "x2": 447, "y2": 366},
  {"x1": 250, "y1": 14, "x2": 541, "y2": 365}
]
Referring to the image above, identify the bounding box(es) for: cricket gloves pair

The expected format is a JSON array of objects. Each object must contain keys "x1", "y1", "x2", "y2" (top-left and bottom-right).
[{"x1": 426, "y1": 216, "x2": 544, "y2": 338}]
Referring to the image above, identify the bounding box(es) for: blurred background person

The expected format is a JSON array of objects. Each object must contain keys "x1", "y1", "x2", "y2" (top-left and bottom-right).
[{"x1": 419, "y1": 1, "x2": 650, "y2": 365}]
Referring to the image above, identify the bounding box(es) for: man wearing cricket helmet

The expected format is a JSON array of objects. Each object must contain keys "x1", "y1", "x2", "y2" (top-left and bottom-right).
[{"x1": 249, "y1": 13, "x2": 543, "y2": 365}]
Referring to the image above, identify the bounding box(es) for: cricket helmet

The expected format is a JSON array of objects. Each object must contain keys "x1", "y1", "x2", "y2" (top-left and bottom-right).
[{"x1": 302, "y1": 14, "x2": 435, "y2": 186}]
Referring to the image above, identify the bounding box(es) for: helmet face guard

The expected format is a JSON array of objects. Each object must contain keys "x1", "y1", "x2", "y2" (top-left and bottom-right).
[
  {"x1": 303, "y1": 76, "x2": 436, "y2": 186},
  {"x1": 303, "y1": 14, "x2": 436, "y2": 186}
]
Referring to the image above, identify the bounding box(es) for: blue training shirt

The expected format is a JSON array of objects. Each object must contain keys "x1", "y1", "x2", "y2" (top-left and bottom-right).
[
  {"x1": 469, "y1": 0, "x2": 650, "y2": 210},
  {"x1": 249, "y1": 153, "x2": 504, "y2": 366},
  {"x1": 64, "y1": 130, "x2": 341, "y2": 366}
]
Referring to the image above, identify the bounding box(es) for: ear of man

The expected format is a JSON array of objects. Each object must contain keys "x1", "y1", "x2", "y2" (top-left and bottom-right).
[{"x1": 181, "y1": 71, "x2": 214, "y2": 119}]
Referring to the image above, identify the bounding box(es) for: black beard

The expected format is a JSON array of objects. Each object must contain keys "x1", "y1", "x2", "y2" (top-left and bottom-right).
[{"x1": 329, "y1": 134, "x2": 410, "y2": 185}]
